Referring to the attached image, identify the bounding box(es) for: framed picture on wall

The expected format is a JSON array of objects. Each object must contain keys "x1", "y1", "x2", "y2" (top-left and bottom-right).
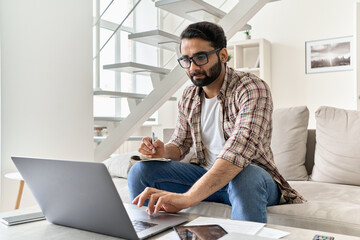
[{"x1": 305, "y1": 36, "x2": 353, "y2": 74}]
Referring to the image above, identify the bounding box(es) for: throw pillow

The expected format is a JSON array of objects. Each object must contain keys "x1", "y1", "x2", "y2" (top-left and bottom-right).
[
  {"x1": 271, "y1": 106, "x2": 309, "y2": 181},
  {"x1": 311, "y1": 106, "x2": 360, "y2": 185},
  {"x1": 103, "y1": 151, "x2": 139, "y2": 178}
]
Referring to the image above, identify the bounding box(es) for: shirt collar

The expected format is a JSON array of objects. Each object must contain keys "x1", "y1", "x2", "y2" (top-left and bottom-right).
[{"x1": 217, "y1": 65, "x2": 230, "y2": 100}]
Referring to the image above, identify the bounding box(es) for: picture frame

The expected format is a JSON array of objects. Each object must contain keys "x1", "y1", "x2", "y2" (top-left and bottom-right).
[{"x1": 305, "y1": 36, "x2": 353, "y2": 74}]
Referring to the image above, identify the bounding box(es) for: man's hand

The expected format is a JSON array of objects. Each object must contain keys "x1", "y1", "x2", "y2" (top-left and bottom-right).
[
  {"x1": 132, "y1": 187, "x2": 194, "y2": 215},
  {"x1": 138, "y1": 137, "x2": 165, "y2": 158}
]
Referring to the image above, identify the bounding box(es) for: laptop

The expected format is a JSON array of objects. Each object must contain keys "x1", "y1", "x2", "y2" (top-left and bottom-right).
[{"x1": 11, "y1": 156, "x2": 188, "y2": 240}]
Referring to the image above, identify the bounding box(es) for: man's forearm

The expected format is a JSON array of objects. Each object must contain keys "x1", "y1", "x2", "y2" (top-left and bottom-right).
[
  {"x1": 164, "y1": 144, "x2": 181, "y2": 161},
  {"x1": 184, "y1": 158, "x2": 243, "y2": 206}
]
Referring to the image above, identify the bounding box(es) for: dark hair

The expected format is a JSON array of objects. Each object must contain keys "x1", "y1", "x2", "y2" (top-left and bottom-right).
[{"x1": 180, "y1": 21, "x2": 227, "y2": 50}]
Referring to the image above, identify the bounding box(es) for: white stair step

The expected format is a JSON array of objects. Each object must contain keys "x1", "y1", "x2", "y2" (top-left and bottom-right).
[
  {"x1": 94, "y1": 116, "x2": 156, "y2": 122},
  {"x1": 155, "y1": 0, "x2": 225, "y2": 22},
  {"x1": 94, "y1": 90, "x2": 148, "y2": 99},
  {"x1": 94, "y1": 90, "x2": 177, "y2": 101},
  {"x1": 94, "y1": 116, "x2": 126, "y2": 122},
  {"x1": 128, "y1": 30, "x2": 180, "y2": 51},
  {"x1": 103, "y1": 62, "x2": 170, "y2": 75},
  {"x1": 155, "y1": 0, "x2": 251, "y2": 31},
  {"x1": 94, "y1": 136, "x2": 143, "y2": 143}
]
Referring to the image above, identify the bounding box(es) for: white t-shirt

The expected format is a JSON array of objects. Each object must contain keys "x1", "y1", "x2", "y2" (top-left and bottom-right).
[{"x1": 200, "y1": 95, "x2": 226, "y2": 170}]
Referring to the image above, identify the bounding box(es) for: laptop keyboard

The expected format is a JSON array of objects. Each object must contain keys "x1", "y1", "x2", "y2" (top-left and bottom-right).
[{"x1": 132, "y1": 220, "x2": 157, "y2": 232}]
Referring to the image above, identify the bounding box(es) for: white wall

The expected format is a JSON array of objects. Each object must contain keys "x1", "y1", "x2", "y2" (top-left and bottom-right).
[
  {"x1": 0, "y1": 0, "x2": 2, "y2": 213},
  {"x1": 356, "y1": 1, "x2": 360, "y2": 110},
  {"x1": 232, "y1": 0, "x2": 357, "y2": 127},
  {"x1": 0, "y1": 0, "x2": 93, "y2": 211}
]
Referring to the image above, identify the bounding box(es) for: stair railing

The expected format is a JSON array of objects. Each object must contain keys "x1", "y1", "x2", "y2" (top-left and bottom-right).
[
  {"x1": 93, "y1": 0, "x2": 142, "y2": 90},
  {"x1": 94, "y1": 0, "x2": 115, "y2": 26},
  {"x1": 93, "y1": 0, "x2": 143, "y2": 61}
]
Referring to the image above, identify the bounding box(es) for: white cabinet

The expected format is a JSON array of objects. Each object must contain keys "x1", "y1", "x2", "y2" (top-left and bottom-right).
[{"x1": 227, "y1": 38, "x2": 271, "y2": 88}]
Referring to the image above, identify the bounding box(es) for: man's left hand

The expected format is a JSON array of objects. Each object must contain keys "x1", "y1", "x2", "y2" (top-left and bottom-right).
[{"x1": 132, "y1": 187, "x2": 194, "y2": 215}]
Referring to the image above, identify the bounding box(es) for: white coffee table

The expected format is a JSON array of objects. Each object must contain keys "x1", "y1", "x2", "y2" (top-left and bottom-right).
[{"x1": 0, "y1": 206, "x2": 358, "y2": 240}]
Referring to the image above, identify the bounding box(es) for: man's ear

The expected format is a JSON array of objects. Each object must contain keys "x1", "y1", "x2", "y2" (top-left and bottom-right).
[{"x1": 219, "y1": 48, "x2": 228, "y2": 63}]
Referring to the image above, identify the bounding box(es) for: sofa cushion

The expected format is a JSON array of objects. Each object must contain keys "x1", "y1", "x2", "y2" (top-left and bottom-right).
[
  {"x1": 311, "y1": 106, "x2": 360, "y2": 185},
  {"x1": 113, "y1": 177, "x2": 131, "y2": 203},
  {"x1": 268, "y1": 181, "x2": 360, "y2": 228},
  {"x1": 271, "y1": 106, "x2": 309, "y2": 181}
]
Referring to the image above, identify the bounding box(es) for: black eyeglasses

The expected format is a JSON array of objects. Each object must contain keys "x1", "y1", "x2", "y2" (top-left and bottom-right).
[{"x1": 177, "y1": 48, "x2": 220, "y2": 69}]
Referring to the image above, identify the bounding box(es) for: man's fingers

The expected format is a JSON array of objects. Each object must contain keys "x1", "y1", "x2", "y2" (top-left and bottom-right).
[
  {"x1": 143, "y1": 137, "x2": 154, "y2": 150},
  {"x1": 137, "y1": 194, "x2": 147, "y2": 208},
  {"x1": 133, "y1": 188, "x2": 184, "y2": 215},
  {"x1": 132, "y1": 195, "x2": 140, "y2": 205},
  {"x1": 137, "y1": 187, "x2": 153, "y2": 207},
  {"x1": 153, "y1": 139, "x2": 162, "y2": 148},
  {"x1": 139, "y1": 137, "x2": 158, "y2": 156},
  {"x1": 147, "y1": 193, "x2": 160, "y2": 215},
  {"x1": 154, "y1": 196, "x2": 164, "y2": 214},
  {"x1": 139, "y1": 142, "x2": 153, "y2": 155}
]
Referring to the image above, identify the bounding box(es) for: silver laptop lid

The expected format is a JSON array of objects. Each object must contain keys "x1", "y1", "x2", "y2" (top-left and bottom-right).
[{"x1": 12, "y1": 156, "x2": 140, "y2": 240}]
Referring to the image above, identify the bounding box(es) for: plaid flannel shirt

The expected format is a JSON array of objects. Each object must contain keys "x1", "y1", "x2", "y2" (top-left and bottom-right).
[{"x1": 168, "y1": 66, "x2": 305, "y2": 204}]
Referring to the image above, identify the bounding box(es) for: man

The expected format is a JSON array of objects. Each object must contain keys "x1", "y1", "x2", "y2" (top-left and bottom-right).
[{"x1": 128, "y1": 21, "x2": 304, "y2": 223}]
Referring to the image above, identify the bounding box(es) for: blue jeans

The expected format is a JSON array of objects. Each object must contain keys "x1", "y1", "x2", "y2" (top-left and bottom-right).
[{"x1": 127, "y1": 161, "x2": 280, "y2": 223}]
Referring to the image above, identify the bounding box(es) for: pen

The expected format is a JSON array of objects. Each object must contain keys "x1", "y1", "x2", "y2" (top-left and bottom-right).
[{"x1": 151, "y1": 132, "x2": 155, "y2": 152}]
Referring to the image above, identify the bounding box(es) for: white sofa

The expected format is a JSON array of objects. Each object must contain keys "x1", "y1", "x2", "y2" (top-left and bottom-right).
[{"x1": 104, "y1": 106, "x2": 360, "y2": 237}]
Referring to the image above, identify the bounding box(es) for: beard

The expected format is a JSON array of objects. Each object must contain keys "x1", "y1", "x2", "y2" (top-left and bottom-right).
[{"x1": 188, "y1": 56, "x2": 222, "y2": 87}]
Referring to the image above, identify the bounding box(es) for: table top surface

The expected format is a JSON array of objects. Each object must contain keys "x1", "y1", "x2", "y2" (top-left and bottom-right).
[
  {"x1": 4, "y1": 172, "x2": 23, "y2": 181},
  {"x1": 0, "y1": 206, "x2": 358, "y2": 240}
]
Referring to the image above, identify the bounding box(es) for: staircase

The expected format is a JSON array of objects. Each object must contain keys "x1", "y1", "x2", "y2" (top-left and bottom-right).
[{"x1": 94, "y1": 0, "x2": 279, "y2": 162}]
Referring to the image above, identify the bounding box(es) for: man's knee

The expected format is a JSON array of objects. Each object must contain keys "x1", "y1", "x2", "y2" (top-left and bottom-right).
[
  {"x1": 128, "y1": 162, "x2": 141, "y2": 183},
  {"x1": 227, "y1": 164, "x2": 277, "y2": 222},
  {"x1": 129, "y1": 161, "x2": 147, "y2": 177},
  {"x1": 129, "y1": 161, "x2": 157, "y2": 184},
  {"x1": 128, "y1": 161, "x2": 173, "y2": 185},
  {"x1": 230, "y1": 164, "x2": 268, "y2": 190},
  {"x1": 228, "y1": 164, "x2": 279, "y2": 206},
  {"x1": 128, "y1": 161, "x2": 165, "y2": 201}
]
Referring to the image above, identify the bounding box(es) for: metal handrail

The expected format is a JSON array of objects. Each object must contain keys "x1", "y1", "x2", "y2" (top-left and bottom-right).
[
  {"x1": 94, "y1": 0, "x2": 142, "y2": 60},
  {"x1": 94, "y1": 0, "x2": 115, "y2": 26}
]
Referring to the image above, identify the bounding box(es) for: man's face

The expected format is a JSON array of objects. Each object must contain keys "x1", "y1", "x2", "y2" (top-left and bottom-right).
[{"x1": 180, "y1": 38, "x2": 223, "y2": 87}]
